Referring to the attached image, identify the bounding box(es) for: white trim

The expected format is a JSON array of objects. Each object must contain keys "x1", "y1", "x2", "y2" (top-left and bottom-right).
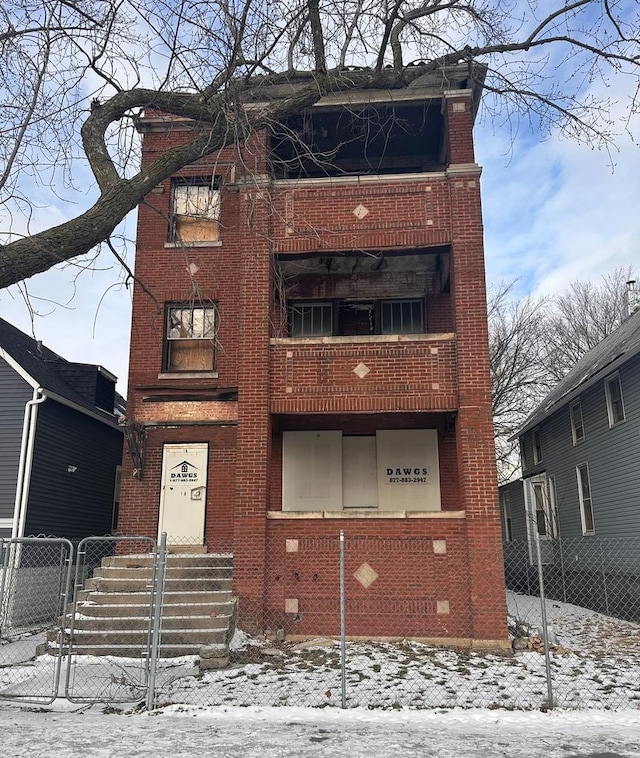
[
  {"x1": 604, "y1": 372, "x2": 625, "y2": 427},
  {"x1": 272, "y1": 171, "x2": 447, "y2": 189},
  {"x1": 576, "y1": 463, "x2": 596, "y2": 535},
  {"x1": 0, "y1": 518, "x2": 13, "y2": 531},
  {"x1": 270, "y1": 332, "x2": 454, "y2": 346},
  {"x1": 267, "y1": 510, "x2": 465, "y2": 520},
  {"x1": 569, "y1": 399, "x2": 585, "y2": 445},
  {"x1": 0, "y1": 347, "x2": 38, "y2": 389}
]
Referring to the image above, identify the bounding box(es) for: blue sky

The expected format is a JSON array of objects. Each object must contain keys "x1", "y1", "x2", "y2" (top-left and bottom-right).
[{"x1": 1, "y1": 77, "x2": 638, "y2": 397}]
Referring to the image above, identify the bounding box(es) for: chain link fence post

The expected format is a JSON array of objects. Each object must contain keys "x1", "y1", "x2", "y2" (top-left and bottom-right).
[
  {"x1": 533, "y1": 529, "x2": 554, "y2": 709},
  {"x1": 339, "y1": 530, "x2": 346, "y2": 709},
  {"x1": 146, "y1": 531, "x2": 168, "y2": 711}
]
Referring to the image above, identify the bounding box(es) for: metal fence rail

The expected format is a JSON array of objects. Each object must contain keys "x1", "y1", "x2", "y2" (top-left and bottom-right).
[
  {"x1": 0, "y1": 537, "x2": 73, "y2": 705},
  {"x1": 1, "y1": 533, "x2": 639, "y2": 711}
]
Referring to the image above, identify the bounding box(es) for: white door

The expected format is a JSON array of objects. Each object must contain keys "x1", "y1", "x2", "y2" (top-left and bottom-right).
[{"x1": 158, "y1": 443, "x2": 208, "y2": 545}]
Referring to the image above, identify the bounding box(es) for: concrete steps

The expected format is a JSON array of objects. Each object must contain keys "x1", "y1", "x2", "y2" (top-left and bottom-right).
[{"x1": 52, "y1": 552, "x2": 237, "y2": 664}]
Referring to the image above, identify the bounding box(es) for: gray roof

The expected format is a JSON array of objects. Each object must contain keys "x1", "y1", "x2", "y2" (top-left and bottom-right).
[
  {"x1": 516, "y1": 307, "x2": 640, "y2": 437},
  {"x1": 0, "y1": 316, "x2": 123, "y2": 425}
]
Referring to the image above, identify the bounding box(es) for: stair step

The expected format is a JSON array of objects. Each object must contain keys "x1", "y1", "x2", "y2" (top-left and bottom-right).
[
  {"x1": 76, "y1": 590, "x2": 233, "y2": 604},
  {"x1": 102, "y1": 554, "x2": 233, "y2": 569},
  {"x1": 92, "y1": 566, "x2": 232, "y2": 580},
  {"x1": 73, "y1": 601, "x2": 235, "y2": 618},
  {"x1": 83, "y1": 577, "x2": 233, "y2": 593},
  {"x1": 54, "y1": 629, "x2": 228, "y2": 646},
  {"x1": 56, "y1": 643, "x2": 206, "y2": 657},
  {"x1": 69, "y1": 615, "x2": 231, "y2": 631}
]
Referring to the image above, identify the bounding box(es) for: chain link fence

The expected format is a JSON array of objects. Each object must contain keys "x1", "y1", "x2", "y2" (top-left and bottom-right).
[
  {"x1": 1, "y1": 533, "x2": 639, "y2": 710},
  {"x1": 0, "y1": 537, "x2": 73, "y2": 704}
]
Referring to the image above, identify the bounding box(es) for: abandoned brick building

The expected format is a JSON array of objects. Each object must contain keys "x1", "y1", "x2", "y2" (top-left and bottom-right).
[{"x1": 118, "y1": 64, "x2": 509, "y2": 647}]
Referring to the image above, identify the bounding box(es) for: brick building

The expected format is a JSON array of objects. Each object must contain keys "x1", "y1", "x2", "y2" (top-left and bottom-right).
[{"x1": 119, "y1": 65, "x2": 508, "y2": 648}]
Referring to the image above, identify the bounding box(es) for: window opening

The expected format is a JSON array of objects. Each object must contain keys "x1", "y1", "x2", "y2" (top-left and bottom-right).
[
  {"x1": 165, "y1": 304, "x2": 216, "y2": 371},
  {"x1": 532, "y1": 428, "x2": 542, "y2": 464},
  {"x1": 576, "y1": 463, "x2": 595, "y2": 535},
  {"x1": 570, "y1": 399, "x2": 585, "y2": 444},
  {"x1": 605, "y1": 374, "x2": 625, "y2": 427},
  {"x1": 170, "y1": 177, "x2": 220, "y2": 243},
  {"x1": 501, "y1": 491, "x2": 513, "y2": 542}
]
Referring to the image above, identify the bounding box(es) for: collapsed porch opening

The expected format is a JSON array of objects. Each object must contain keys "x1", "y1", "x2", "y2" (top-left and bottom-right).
[
  {"x1": 273, "y1": 246, "x2": 452, "y2": 339},
  {"x1": 268, "y1": 99, "x2": 446, "y2": 180}
]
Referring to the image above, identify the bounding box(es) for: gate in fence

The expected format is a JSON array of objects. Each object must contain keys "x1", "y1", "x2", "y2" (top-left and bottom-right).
[{"x1": 0, "y1": 535, "x2": 157, "y2": 706}]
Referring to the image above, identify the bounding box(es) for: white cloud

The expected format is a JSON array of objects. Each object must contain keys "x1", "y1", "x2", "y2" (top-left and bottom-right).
[{"x1": 478, "y1": 75, "x2": 640, "y2": 298}]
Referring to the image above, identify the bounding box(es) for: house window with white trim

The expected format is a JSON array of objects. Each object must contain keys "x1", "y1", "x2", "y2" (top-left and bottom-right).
[
  {"x1": 570, "y1": 399, "x2": 585, "y2": 445},
  {"x1": 170, "y1": 177, "x2": 221, "y2": 243},
  {"x1": 576, "y1": 463, "x2": 595, "y2": 535},
  {"x1": 532, "y1": 428, "x2": 542, "y2": 464},
  {"x1": 165, "y1": 304, "x2": 216, "y2": 372},
  {"x1": 604, "y1": 374, "x2": 625, "y2": 427}
]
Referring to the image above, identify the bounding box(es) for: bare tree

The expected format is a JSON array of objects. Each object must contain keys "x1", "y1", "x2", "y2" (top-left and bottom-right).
[
  {"x1": 488, "y1": 281, "x2": 552, "y2": 483},
  {"x1": 1, "y1": 1, "x2": 638, "y2": 288},
  {"x1": 488, "y1": 267, "x2": 638, "y2": 481},
  {"x1": 544, "y1": 266, "x2": 638, "y2": 381}
]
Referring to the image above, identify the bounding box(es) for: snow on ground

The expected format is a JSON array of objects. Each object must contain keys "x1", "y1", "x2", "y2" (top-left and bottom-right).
[
  {"x1": 1, "y1": 592, "x2": 639, "y2": 756},
  {"x1": 1, "y1": 592, "x2": 639, "y2": 716},
  {"x1": 0, "y1": 704, "x2": 639, "y2": 757}
]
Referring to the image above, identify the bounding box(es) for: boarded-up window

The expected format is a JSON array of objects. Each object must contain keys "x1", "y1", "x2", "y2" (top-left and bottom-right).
[
  {"x1": 282, "y1": 429, "x2": 440, "y2": 512},
  {"x1": 166, "y1": 305, "x2": 215, "y2": 371},
  {"x1": 282, "y1": 431, "x2": 342, "y2": 511},
  {"x1": 170, "y1": 178, "x2": 221, "y2": 242}
]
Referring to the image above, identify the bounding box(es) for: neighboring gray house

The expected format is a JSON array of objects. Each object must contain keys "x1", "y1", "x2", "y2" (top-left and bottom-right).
[
  {"x1": 0, "y1": 317, "x2": 124, "y2": 541},
  {"x1": 500, "y1": 304, "x2": 640, "y2": 616}
]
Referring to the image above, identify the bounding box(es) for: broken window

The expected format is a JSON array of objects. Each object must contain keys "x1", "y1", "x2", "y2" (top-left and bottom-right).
[
  {"x1": 270, "y1": 102, "x2": 444, "y2": 179},
  {"x1": 165, "y1": 304, "x2": 216, "y2": 371},
  {"x1": 288, "y1": 299, "x2": 424, "y2": 337},
  {"x1": 169, "y1": 177, "x2": 220, "y2": 243}
]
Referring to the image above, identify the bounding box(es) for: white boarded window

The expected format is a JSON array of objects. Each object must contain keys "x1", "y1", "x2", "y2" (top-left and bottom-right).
[
  {"x1": 342, "y1": 436, "x2": 378, "y2": 508},
  {"x1": 282, "y1": 429, "x2": 440, "y2": 512},
  {"x1": 170, "y1": 177, "x2": 221, "y2": 243},
  {"x1": 282, "y1": 431, "x2": 342, "y2": 511},
  {"x1": 376, "y1": 429, "x2": 441, "y2": 512}
]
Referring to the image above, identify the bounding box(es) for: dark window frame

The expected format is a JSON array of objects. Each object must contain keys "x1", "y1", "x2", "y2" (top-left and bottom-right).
[
  {"x1": 164, "y1": 302, "x2": 217, "y2": 373},
  {"x1": 288, "y1": 298, "x2": 425, "y2": 337},
  {"x1": 604, "y1": 373, "x2": 625, "y2": 427},
  {"x1": 169, "y1": 176, "x2": 221, "y2": 243},
  {"x1": 570, "y1": 399, "x2": 585, "y2": 445},
  {"x1": 576, "y1": 462, "x2": 595, "y2": 535}
]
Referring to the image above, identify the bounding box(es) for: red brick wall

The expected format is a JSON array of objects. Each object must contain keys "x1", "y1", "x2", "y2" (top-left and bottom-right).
[
  {"x1": 263, "y1": 520, "x2": 473, "y2": 639},
  {"x1": 269, "y1": 338, "x2": 457, "y2": 414},
  {"x1": 120, "y1": 90, "x2": 508, "y2": 643}
]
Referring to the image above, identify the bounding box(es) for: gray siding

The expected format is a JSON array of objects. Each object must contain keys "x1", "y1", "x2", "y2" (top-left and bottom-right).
[
  {"x1": 499, "y1": 480, "x2": 527, "y2": 541},
  {"x1": 25, "y1": 400, "x2": 123, "y2": 539},
  {"x1": 0, "y1": 358, "x2": 31, "y2": 522},
  {"x1": 521, "y1": 352, "x2": 640, "y2": 540}
]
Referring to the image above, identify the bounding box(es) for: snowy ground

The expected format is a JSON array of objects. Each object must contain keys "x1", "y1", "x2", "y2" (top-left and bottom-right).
[
  {"x1": 1, "y1": 592, "x2": 639, "y2": 711},
  {"x1": 0, "y1": 704, "x2": 639, "y2": 757},
  {"x1": 1, "y1": 592, "x2": 639, "y2": 756}
]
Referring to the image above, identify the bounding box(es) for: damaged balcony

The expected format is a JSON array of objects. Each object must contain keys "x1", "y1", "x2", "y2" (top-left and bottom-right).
[
  {"x1": 269, "y1": 99, "x2": 445, "y2": 179},
  {"x1": 269, "y1": 247, "x2": 457, "y2": 414}
]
